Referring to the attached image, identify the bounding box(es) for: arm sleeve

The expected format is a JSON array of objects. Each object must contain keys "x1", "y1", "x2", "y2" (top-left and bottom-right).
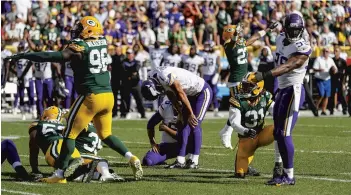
[
  {"x1": 229, "y1": 107, "x2": 248, "y2": 136},
  {"x1": 147, "y1": 112, "x2": 163, "y2": 129}
]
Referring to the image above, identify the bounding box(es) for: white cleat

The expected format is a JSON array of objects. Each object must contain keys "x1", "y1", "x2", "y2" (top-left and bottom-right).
[
  {"x1": 100, "y1": 173, "x2": 125, "y2": 182},
  {"x1": 219, "y1": 126, "x2": 233, "y2": 150},
  {"x1": 126, "y1": 113, "x2": 132, "y2": 120}
]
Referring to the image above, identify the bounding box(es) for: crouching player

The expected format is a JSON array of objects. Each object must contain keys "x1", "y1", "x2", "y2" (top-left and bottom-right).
[
  {"x1": 143, "y1": 98, "x2": 195, "y2": 167},
  {"x1": 229, "y1": 79, "x2": 282, "y2": 178},
  {"x1": 29, "y1": 106, "x2": 123, "y2": 183}
]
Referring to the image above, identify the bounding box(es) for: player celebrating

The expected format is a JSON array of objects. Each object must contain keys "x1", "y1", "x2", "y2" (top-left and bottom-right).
[
  {"x1": 180, "y1": 45, "x2": 204, "y2": 76},
  {"x1": 247, "y1": 13, "x2": 311, "y2": 185},
  {"x1": 160, "y1": 43, "x2": 181, "y2": 67},
  {"x1": 6, "y1": 16, "x2": 143, "y2": 183},
  {"x1": 219, "y1": 22, "x2": 278, "y2": 149},
  {"x1": 141, "y1": 66, "x2": 212, "y2": 168},
  {"x1": 228, "y1": 79, "x2": 282, "y2": 178},
  {"x1": 201, "y1": 41, "x2": 222, "y2": 117}
]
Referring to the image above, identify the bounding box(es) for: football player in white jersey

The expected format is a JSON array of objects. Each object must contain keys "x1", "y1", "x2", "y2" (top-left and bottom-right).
[
  {"x1": 160, "y1": 44, "x2": 181, "y2": 67},
  {"x1": 248, "y1": 13, "x2": 312, "y2": 186},
  {"x1": 143, "y1": 97, "x2": 195, "y2": 167},
  {"x1": 141, "y1": 42, "x2": 167, "y2": 69},
  {"x1": 9, "y1": 42, "x2": 36, "y2": 120},
  {"x1": 141, "y1": 66, "x2": 212, "y2": 168},
  {"x1": 201, "y1": 41, "x2": 222, "y2": 117},
  {"x1": 63, "y1": 61, "x2": 77, "y2": 111},
  {"x1": 180, "y1": 45, "x2": 204, "y2": 76}
]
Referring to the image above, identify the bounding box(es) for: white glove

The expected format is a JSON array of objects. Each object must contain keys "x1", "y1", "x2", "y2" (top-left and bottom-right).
[{"x1": 211, "y1": 73, "x2": 219, "y2": 85}]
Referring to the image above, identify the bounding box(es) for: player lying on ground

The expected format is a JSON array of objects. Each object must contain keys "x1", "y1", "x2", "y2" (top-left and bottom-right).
[
  {"x1": 143, "y1": 97, "x2": 195, "y2": 167},
  {"x1": 28, "y1": 106, "x2": 124, "y2": 183},
  {"x1": 141, "y1": 66, "x2": 213, "y2": 168},
  {"x1": 1, "y1": 139, "x2": 31, "y2": 181},
  {"x1": 247, "y1": 13, "x2": 311, "y2": 186},
  {"x1": 6, "y1": 16, "x2": 143, "y2": 183},
  {"x1": 219, "y1": 22, "x2": 278, "y2": 149},
  {"x1": 228, "y1": 79, "x2": 282, "y2": 178}
]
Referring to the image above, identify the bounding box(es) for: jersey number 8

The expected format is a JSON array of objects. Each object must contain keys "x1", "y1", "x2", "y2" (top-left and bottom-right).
[{"x1": 89, "y1": 48, "x2": 108, "y2": 74}]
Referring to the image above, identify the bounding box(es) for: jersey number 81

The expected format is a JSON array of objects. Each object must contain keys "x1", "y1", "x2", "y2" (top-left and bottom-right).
[{"x1": 89, "y1": 48, "x2": 108, "y2": 74}]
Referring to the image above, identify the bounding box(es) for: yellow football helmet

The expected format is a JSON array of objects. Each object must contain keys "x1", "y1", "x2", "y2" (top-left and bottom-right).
[
  {"x1": 71, "y1": 16, "x2": 103, "y2": 39},
  {"x1": 41, "y1": 106, "x2": 62, "y2": 121},
  {"x1": 238, "y1": 73, "x2": 264, "y2": 99},
  {"x1": 222, "y1": 25, "x2": 236, "y2": 41}
]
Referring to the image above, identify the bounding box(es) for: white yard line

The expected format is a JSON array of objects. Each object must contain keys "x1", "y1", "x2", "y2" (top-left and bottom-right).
[
  {"x1": 1, "y1": 136, "x2": 28, "y2": 140},
  {"x1": 14, "y1": 182, "x2": 44, "y2": 186},
  {"x1": 199, "y1": 168, "x2": 351, "y2": 183},
  {"x1": 1, "y1": 189, "x2": 41, "y2": 195}
]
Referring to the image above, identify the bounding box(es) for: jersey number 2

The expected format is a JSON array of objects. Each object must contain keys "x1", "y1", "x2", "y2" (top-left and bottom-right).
[
  {"x1": 237, "y1": 48, "x2": 248, "y2": 65},
  {"x1": 89, "y1": 48, "x2": 108, "y2": 74}
]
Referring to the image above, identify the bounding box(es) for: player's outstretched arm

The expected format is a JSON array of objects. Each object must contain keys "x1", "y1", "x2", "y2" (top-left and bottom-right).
[{"x1": 246, "y1": 22, "x2": 279, "y2": 46}]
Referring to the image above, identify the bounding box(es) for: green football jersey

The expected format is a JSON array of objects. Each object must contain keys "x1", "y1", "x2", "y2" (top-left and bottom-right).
[
  {"x1": 67, "y1": 37, "x2": 112, "y2": 95},
  {"x1": 230, "y1": 91, "x2": 273, "y2": 137},
  {"x1": 43, "y1": 27, "x2": 60, "y2": 42},
  {"x1": 35, "y1": 120, "x2": 65, "y2": 154},
  {"x1": 224, "y1": 39, "x2": 248, "y2": 83},
  {"x1": 76, "y1": 123, "x2": 102, "y2": 155}
]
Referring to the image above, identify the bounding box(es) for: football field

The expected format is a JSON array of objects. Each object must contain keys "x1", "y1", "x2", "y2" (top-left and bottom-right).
[{"x1": 1, "y1": 117, "x2": 351, "y2": 195}]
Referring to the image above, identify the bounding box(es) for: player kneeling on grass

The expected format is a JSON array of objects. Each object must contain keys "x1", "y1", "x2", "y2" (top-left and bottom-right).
[
  {"x1": 29, "y1": 106, "x2": 123, "y2": 183},
  {"x1": 229, "y1": 78, "x2": 282, "y2": 178},
  {"x1": 143, "y1": 97, "x2": 195, "y2": 168}
]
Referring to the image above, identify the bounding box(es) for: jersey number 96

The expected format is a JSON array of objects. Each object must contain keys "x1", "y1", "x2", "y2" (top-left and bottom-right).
[{"x1": 89, "y1": 48, "x2": 108, "y2": 74}]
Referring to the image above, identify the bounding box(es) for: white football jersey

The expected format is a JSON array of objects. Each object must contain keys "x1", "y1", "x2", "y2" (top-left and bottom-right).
[
  {"x1": 149, "y1": 47, "x2": 166, "y2": 69},
  {"x1": 320, "y1": 32, "x2": 337, "y2": 47},
  {"x1": 148, "y1": 66, "x2": 205, "y2": 96},
  {"x1": 16, "y1": 59, "x2": 32, "y2": 79},
  {"x1": 1, "y1": 49, "x2": 12, "y2": 79},
  {"x1": 275, "y1": 33, "x2": 311, "y2": 89},
  {"x1": 65, "y1": 62, "x2": 74, "y2": 77},
  {"x1": 158, "y1": 98, "x2": 177, "y2": 143},
  {"x1": 201, "y1": 52, "x2": 219, "y2": 75},
  {"x1": 181, "y1": 55, "x2": 204, "y2": 74},
  {"x1": 160, "y1": 52, "x2": 181, "y2": 67},
  {"x1": 34, "y1": 62, "x2": 52, "y2": 79}
]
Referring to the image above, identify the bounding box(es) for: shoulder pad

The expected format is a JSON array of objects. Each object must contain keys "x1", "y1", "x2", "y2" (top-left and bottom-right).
[{"x1": 229, "y1": 97, "x2": 240, "y2": 108}]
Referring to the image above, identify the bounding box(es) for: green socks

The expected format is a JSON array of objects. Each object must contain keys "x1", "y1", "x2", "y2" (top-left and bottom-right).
[
  {"x1": 55, "y1": 138, "x2": 76, "y2": 169},
  {"x1": 102, "y1": 135, "x2": 129, "y2": 156}
]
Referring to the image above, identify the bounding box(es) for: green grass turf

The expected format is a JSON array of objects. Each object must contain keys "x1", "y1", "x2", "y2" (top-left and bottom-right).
[{"x1": 1, "y1": 118, "x2": 351, "y2": 195}]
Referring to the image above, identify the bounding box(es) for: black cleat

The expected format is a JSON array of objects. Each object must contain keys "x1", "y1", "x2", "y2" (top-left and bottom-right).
[
  {"x1": 272, "y1": 162, "x2": 283, "y2": 178},
  {"x1": 64, "y1": 158, "x2": 84, "y2": 178},
  {"x1": 166, "y1": 160, "x2": 185, "y2": 169},
  {"x1": 185, "y1": 159, "x2": 199, "y2": 169},
  {"x1": 321, "y1": 111, "x2": 327, "y2": 116},
  {"x1": 82, "y1": 159, "x2": 100, "y2": 183},
  {"x1": 233, "y1": 173, "x2": 245, "y2": 179},
  {"x1": 247, "y1": 166, "x2": 260, "y2": 176}
]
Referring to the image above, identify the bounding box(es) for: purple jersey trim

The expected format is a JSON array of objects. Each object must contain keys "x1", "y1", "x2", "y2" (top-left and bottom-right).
[{"x1": 293, "y1": 49, "x2": 312, "y2": 56}]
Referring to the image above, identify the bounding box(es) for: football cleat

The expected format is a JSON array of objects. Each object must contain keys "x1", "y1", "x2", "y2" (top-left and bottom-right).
[
  {"x1": 266, "y1": 173, "x2": 295, "y2": 186},
  {"x1": 219, "y1": 127, "x2": 233, "y2": 149},
  {"x1": 247, "y1": 166, "x2": 260, "y2": 176},
  {"x1": 100, "y1": 172, "x2": 125, "y2": 182},
  {"x1": 272, "y1": 162, "x2": 283, "y2": 179},
  {"x1": 82, "y1": 159, "x2": 100, "y2": 183},
  {"x1": 40, "y1": 170, "x2": 67, "y2": 184},
  {"x1": 185, "y1": 159, "x2": 199, "y2": 169},
  {"x1": 129, "y1": 156, "x2": 143, "y2": 181},
  {"x1": 166, "y1": 160, "x2": 185, "y2": 169},
  {"x1": 233, "y1": 173, "x2": 245, "y2": 179},
  {"x1": 64, "y1": 158, "x2": 84, "y2": 178}
]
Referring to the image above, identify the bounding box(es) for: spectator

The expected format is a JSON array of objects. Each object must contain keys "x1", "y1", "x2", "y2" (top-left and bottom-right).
[
  {"x1": 13, "y1": 0, "x2": 31, "y2": 22},
  {"x1": 25, "y1": 17, "x2": 41, "y2": 44},
  {"x1": 330, "y1": 46, "x2": 348, "y2": 115},
  {"x1": 305, "y1": 20, "x2": 321, "y2": 48},
  {"x1": 42, "y1": 19, "x2": 60, "y2": 45},
  {"x1": 330, "y1": 1, "x2": 345, "y2": 22},
  {"x1": 217, "y1": 2, "x2": 232, "y2": 44},
  {"x1": 320, "y1": 25, "x2": 337, "y2": 47},
  {"x1": 123, "y1": 20, "x2": 138, "y2": 47},
  {"x1": 183, "y1": 1, "x2": 200, "y2": 25},
  {"x1": 114, "y1": 12, "x2": 126, "y2": 33},
  {"x1": 155, "y1": 1, "x2": 169, "y2": 26},
  {"x1": 184, "y1": 18, "x2": 198, "y2": 47},
  {"x1": 155, "y1": 18, "x2": 169, "y2": 46},
  {"x1": 257, "y1": 47, "x2": 275, "y2": 95},
  {"x1": 95, "y1": 5, "x2": 108, "y2": 25},
  {"x1": 110, "y1": 46, "x2": 125, "y2": 118},
  {"x1": 313, "y1": 48, "x2": 338, "y2": 115},
  {"x1": 254, "y1": 0, "x2": 269, "y2": 20},
  {"x1": 120, "y1": 48, "x2": 146, "y2": 119},
  {"x1": 5, "y1": 3, "x2": 17, "y2": 23},
  {"x1": 300, "y1": 1, "x2": 314, "y2": 21},
  {"x1": 138, "y1": 22, "x2": 156, "y2": 47},
  {"x1": 133, "y1": 44, "x2": 150, "y2": 81},
  {"x1": 104, "y1": 19, "x2": 121, "y2": 45},
  {"x1": 167, "y1": 4, "x2": 185, "y2": 28},
  {"x1": 198, "y1": 2, "x2": 218, "y2": 45},
  {"x1": 168, "y1": 22, "x2": 186, "y2": 45},
  {"x1": 106, "y1": 2, "x2": 116, "y2": 19},
  {"x1": 33, "y1": 1, "x2": 50, "y2": 28},
  {"x1": 250, "y1": 10, "x2": 267, "y2": 35}
]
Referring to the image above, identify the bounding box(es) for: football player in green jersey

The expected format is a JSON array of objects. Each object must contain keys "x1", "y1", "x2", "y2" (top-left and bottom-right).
[
  {"x1": 219, "y1": 22, "x2": 278, "y2": 149},
  {"x1": 7, "y1": 16, "x2": 143, "y2": 183},
  {"x1": 228, "y1": 76, "x2": 282, "y2": 178}
]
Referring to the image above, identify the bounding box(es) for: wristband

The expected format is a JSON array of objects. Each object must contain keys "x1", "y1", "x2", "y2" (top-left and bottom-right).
[{"x1": 258, "y1": 30, "x2": 266, "y2": 38}]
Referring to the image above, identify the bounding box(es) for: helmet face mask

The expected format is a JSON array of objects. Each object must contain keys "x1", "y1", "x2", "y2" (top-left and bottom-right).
[
  {"x1": 71, "y1": 21, "x2": 83, "y2": 39},
  {"x1": 237, "y1": 80, "x2": 264, "y2": 101},
  {"x1": 141, "y1": 79, "x2": 162, "y2": 101}
]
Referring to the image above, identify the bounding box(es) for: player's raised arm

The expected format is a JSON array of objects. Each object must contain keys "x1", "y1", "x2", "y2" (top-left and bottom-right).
[{"x1": 246, "y1": 22, "x2": 279, "y2": 46}]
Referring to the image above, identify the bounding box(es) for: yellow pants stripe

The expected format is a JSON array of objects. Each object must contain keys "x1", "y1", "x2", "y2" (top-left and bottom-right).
[{"x1": 65, "y1": 95, "x2": 85, "y2": 137}]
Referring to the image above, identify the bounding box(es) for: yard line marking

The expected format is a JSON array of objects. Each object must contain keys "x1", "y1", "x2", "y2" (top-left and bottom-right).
[
  {"x1": 19, "y1": 155, "x2": 45, "y2": 159},
  {"x1": 340, "y1": 173, "x2": 351, "y2": 175},
  {"x1": 199, "y1": 168, "x2": 351, "y2": 183},
  {"x1": 342, "y1": 131, "x2": 351, "y2": 133},
  {"x1": 1, "y1": 189, "x2": 41, "y2": 195},
  {"x1": 204, "y1": 152, "x2": 229, "y2": 156},
  {"x1": 15, "y1": 182, "x2": 44, "y2": 186},
  {"x1": 1, "y1": 135, "x2": 28, "y2": 140}
]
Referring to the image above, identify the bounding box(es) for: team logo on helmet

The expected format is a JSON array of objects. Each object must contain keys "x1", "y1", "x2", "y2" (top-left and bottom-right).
[{"x1": 86, "y1": 19, "x2": 96, "y2": 26}]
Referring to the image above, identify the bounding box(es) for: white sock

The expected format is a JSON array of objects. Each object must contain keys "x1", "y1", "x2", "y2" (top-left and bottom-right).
[
  {"x1": 124, "y1": 152, "x2": 133, "y2": 161},
  {"x1": 214, "y1": 108, "x2": 219, "y2": 113},
  {"x1": 192, "y1": 155, "x2": 199, "y2": 165},
  {"x1": 177, "y1": 156, "x2": 185, "y2": 164},
  {"x1": 274, "y1": 141, "x2": 282, "y2": 163},
  {"x1": 284, "y1": 168, "x2": 294, "y2": 179},
  {"x1": 55, "y1": 169, "x2": 64, "y2": 177},
  {"x1": 96, "y1": 161, "x2": 110, "y2": 177},
  {"x1": 12, "y1": 161, "x2": 22, "y2": 169}
]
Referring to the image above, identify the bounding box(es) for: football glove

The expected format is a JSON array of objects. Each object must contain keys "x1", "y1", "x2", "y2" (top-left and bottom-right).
[
  {"x1": 244, "y1": 129, "x2": 257, "y2": 139},
  {"x1": 267, "y1": 21, "x2": 279, "y2": 31}
]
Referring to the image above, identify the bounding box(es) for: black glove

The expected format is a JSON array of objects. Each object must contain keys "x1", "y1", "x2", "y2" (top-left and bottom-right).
[
  {"x1": 244, "y1": 129, "x2": 257, "y2": 139},
  {"x1": 267, "y1": 21, "x2": 279, "y2": 31}
]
